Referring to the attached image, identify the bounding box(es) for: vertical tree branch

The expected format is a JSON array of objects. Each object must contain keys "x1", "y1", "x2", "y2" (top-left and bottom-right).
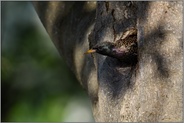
[{"x1": 33, "y1": 1, "x2": 182, "y2": 122}]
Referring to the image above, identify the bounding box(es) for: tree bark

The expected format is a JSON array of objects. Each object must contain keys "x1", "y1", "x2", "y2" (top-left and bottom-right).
[{"x1": 33, "y1": 1, "x2": 182, "y2": 122}]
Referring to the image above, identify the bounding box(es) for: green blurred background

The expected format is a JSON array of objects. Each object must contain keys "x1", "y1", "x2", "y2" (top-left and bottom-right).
[{"x1": 1, "y1": 1, "x2": 94, "y2": 122}]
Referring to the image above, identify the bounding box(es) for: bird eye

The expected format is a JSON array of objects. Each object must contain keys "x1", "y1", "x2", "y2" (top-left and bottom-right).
[{"x1": 98, "y1": 46, "x2": 103, "y2": 50}]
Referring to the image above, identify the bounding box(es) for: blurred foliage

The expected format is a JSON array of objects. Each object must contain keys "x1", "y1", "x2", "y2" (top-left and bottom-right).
[{"x1": 1, "y1": 1, "x2": 94, "y2": 122}]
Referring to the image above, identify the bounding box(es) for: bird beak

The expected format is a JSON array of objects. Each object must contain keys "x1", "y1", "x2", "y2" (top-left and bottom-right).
[{"x1": 84, "y1": 49, "x2": 96, "y2": 54}]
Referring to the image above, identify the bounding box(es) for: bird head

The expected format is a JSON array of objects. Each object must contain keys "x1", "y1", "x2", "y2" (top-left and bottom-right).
[{"x1": 85, "y1": 42, "x2": 115, "y2": 56}]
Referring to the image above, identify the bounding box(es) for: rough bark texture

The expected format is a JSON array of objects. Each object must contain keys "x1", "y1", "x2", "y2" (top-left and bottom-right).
[{"x1": 33, "y1": 1, "x2": 183, "y2": 122}]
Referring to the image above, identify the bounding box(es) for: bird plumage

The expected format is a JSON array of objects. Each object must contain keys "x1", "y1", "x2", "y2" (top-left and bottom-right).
[
  {"x1": 85, "y1": 27, "x2": 137, "y2": 64},
  {"x1": 114, "y1": 28, "x2": 137, "y2": 55}
]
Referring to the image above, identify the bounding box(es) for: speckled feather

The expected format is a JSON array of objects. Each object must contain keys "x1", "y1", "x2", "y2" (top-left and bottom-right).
[
  {"x1": 115, "y1": 28, "x2": 137, "y2": 55},
  {"x1": 85, "y1": 27, "x2": 137, "y2": 63}
]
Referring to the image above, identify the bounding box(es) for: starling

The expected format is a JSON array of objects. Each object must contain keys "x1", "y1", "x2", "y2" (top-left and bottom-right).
[{"x1": 85, "y1": 28, "x2": 137, "y2": 64}]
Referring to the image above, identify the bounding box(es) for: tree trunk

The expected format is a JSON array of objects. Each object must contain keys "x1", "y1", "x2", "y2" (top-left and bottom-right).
[{"x1": 33, "y1": 1, "x2": 182, "y2": 122}]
